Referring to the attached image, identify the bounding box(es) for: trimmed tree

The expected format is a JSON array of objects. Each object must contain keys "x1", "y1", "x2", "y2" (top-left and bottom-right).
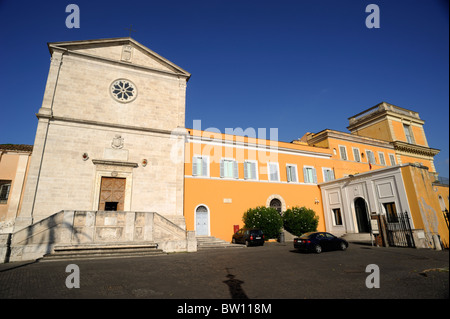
[
  {"x1": 242, "y1": 206, "x2": 283, "y2": 239},
  {"x1": 283, "y1": 206, "x2": 319, "y2": 236}
]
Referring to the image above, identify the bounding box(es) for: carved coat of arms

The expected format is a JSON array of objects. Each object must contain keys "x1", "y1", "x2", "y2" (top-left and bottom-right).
[{"x1": 111, "y1": 134, "x2": 124, "y2": 149}]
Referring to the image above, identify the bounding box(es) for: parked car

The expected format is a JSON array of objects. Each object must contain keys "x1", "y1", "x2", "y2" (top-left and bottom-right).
[
  {"x1": 232, "y1": 228, "x2": 265, "y2": 246},
  {"x1": 293, "y1": 232, "x2": 348, "y2": 253}
]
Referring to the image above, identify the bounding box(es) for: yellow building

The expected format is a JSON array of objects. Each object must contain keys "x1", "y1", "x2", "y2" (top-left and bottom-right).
[
  {"x1": 347, "y1": 102, "x2": 440, "y2": 176},
  {"x1": 0, "y1": 145, "x2": 32, "y2": 233},
  {"x1": 184, "y1": 102, "x2": 449, "y2": 248}
]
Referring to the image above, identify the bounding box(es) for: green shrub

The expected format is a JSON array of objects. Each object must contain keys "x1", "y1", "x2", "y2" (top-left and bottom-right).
[
  {"x1": 283, "y1": 206, "x2": 319, "y2": 236},
  {"x1": 242, "y1": 206, "x2": 283, "y2": 239}
]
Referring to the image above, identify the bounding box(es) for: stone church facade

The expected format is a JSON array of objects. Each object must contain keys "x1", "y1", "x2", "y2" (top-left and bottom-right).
[
  {"x1": 2, "y1": 38, "x2": 195, "y2": 262},
  {"x1": 19, "y1": 37, "x2": 189, "y2": 225}
]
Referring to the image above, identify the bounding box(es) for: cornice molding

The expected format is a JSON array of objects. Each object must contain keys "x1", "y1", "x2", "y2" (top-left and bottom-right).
[{"x1": 392, "y1": 141, "x2": 440, "y2": 157}]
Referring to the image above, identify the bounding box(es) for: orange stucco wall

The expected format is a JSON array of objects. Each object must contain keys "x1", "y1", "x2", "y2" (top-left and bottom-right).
[
  {"x1": 184, "y1": 128, "x2": 447, "y2": 243},
  {"x1": 184, "y1": 130, "x2": 331, "y2": 241},
  {"x1": 398, "y1": 154, "x2": 434, "y2": 172},
  {"x1": 0, "y1": 153, "x2": 20, "y2": 221},
  {"x1": 353, "y1": 120, "x2": 393, "y2": 142},
  {"x1": 326, "y1": 137, "x2": 397, "y2": 178},
  {"x1": 184, "y1": 178, "x2": 325, "y2": 242},
  {"x1": 0, "y1": 151, "x2": 31, "y2": 223},
  {"x1": 401, "y1": 165, "x2": 449, "y2": 248}
]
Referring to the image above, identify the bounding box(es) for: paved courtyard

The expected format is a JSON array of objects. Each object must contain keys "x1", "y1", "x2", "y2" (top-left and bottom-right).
[{"x1": 0, "y1": 242, "x2": 448, "y2": 300}]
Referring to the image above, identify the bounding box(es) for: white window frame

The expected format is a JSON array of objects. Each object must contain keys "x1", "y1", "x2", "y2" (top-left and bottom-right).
[
  {"x1": 244, "y1": 160, "x2": 259, "y2": 181},
  {"x1": 220, "y1": 158, "x2": 239, "y2": 179},
  {"x1": 0, "y1": 182, "x2": 11, "y2": 204},
  {"x1": 378, "y1": 152, "x2": 386, "y2": 166},
  {"x1": 322, "y1": 167, "x2": 335, "y2": 182},
  {"x1": 352, "y1": 147, "x2": 361, "y2": 162},
  {"x1": 303, "y1": 165, "x2": 318, "y2": 184},
  {"x1": 338, "y1": 145, "x2": 348, "y2": 160},
  {"x1": 403, "y1": 123, "x2": 415, "y2": 144},
  {"x1": 286, "y1": 164, "x2": 298, "y2": 183},
  {"x1": 268, "y1": 162, "x2": 280, "y2": 182},
  {"x1": 192, "y1": 155, "x2": 210, "y2": 177},
  {"x1": 388, "y1": 154, "x2": 396, "y2": 166},
  {"x1": 366, "y1": 150, "x2": 376, "y2": 164}
]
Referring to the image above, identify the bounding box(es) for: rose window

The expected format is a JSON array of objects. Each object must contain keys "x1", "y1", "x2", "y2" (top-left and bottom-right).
[{"x1": 110, "y1": 79, "x2": 137, "y2": 103}]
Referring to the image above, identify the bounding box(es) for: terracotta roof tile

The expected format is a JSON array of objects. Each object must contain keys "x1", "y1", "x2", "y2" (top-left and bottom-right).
[{"x1": 0, "y1": 144, "x2": 33, "y2": 152}]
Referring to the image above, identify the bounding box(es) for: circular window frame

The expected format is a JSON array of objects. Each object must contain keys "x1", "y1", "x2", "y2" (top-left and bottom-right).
[{"x1": 110, "y1": 78, "x2": 138, "y2": 103}]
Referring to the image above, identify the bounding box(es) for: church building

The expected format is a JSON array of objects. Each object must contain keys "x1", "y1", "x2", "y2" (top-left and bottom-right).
[{"x1": 1, "y1": 38, "x2": 196, "y2": 262}]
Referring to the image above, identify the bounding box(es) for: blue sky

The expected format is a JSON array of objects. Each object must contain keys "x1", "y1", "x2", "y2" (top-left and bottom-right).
[{"x1": 0, "y1": 0, "x2": 448, "y2": 177}]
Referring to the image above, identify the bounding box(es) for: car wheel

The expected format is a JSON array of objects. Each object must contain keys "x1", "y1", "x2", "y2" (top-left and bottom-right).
[
  {"x1": 314, "y1": 244, "x2": 322, "y2": 254},
  {"x1": 232, "y1": 238, "x2": 236, "y2": 244},
  {"x1": 339, "y1": 242, "x2": 347, "y2": 251},
  {"x1": 245, "y1": 240, "x2": 250, "y2": 247}
]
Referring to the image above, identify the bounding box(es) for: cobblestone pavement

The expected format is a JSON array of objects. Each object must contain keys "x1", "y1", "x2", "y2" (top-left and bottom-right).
[{"x1": 0, "y1": 243, "x2": 448, "y2": 299}]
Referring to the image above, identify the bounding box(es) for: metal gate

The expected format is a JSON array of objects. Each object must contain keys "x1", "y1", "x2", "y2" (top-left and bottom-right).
[
  {"x1": 443, "y1": 209, "x2": 449, "y2": 231},
  {"x1": 384, "y1": 212, "x2": 415, "y2": 248}
]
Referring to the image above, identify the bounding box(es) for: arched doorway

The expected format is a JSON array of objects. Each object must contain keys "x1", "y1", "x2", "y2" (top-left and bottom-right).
[
  {"x1": 270, "y1": 198, "x2": 282, "y2": 214},
  {"x1": 195, "y1": 205, "x2": 209, "y2": 236},
  {"x1": 354, "y1": 197, "x2": 370, "y2": 233}
]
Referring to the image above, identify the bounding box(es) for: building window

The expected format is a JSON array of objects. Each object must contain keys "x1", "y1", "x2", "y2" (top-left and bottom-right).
[
  {"x1": 366, "y1": 150, "x2": 376, "y2": 164},
  {"x1": 286, "y1": 164, "x2": 298, "y2": 183},
  {"x1": 378, "y1": 152, "x2": 386, "y2": 166},
  {"x1": 403, "y1": 124, "x2": 415, "y2": 144},
  {"x1": 333, "y1": 208, "x2": 343, "y2": 226},
  {"x1": 244, "y1": 161, "x2": 258, "y2": 180},
  {"x1": 220, "y1": 158, "x2": 238, "y2": 179},
  {"x1": 383, "y1": 202, "x2": 399, "y2": 223},
  {"x1": 268, "y1": 162, "x2": 280, "y2": 182},
  {"x1": 339, "y1": 145, "x2": 348, "y2": 160},
  {"x1": 322, "y1": 168, "x2": 335, "y2": 182},
  {"x1": 303, "y1": 166, "x2": 317, "y2": 184},
  {"x1": 388, "y1": 154, "x2": 396, "y2": 166},
  {"x1": 0, "y1": 181, "x2": 11, "y2": 204},
  {"x1": 110, "y1": 79, "x2": 137, "y2": 103},
  {"x1": 352, "y1": 147, "x2": 361, "y2": 162},
  {"x1": 192, "y1": 156, "x2": 209, "y2": 177}
]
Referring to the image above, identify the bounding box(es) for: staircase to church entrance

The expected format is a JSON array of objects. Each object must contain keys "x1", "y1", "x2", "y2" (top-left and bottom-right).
[
  {"x1": 40, "y1": 242, "x2": 166, "y2": 261},
  {"x1": 2, "y1": 210, "x2": 197, "y2": 263},
  {"x1": 196, "y1": 236, "x2": 244, "y2": 249}
]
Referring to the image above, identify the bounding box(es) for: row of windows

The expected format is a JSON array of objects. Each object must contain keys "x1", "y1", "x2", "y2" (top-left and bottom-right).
[
  {"x1": 338, "y1": 145, "x2": 396, "y2": 166},
  {"x1": 192, "y1": 156, "x2": 336, "y2": 184}
]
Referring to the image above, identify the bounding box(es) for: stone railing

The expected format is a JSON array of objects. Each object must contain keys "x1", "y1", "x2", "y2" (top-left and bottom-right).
[
  {"x1": 2, "y1": 210, "x2": 196, "y2": 263},
  {"x1": 349, "y1": 102, "x2": 421, "y2": 126}
]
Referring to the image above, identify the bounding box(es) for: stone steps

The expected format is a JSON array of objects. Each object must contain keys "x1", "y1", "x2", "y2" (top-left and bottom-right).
[
  {"x1": 40, "y1": 242, "x2": 166, "y2": 261},
  {"x1": 196, "y1": 236, "x2": 244, "y2": 249},
  {"x1": 340, "y1": 233, "x2": 373, "y2": 244}
]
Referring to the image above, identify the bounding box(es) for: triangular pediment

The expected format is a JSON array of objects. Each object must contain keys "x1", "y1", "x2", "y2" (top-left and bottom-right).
[{"x1": 48, "y1": 37, "x2": 190, "y2": 79}]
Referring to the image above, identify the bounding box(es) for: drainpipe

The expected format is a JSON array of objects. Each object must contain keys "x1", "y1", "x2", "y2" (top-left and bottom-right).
[{"x1": 29, "y1": 48, "x2": 68, "y2": 224}]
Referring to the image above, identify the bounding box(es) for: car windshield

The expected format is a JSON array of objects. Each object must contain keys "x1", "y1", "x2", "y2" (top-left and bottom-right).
[
  {"x1": 250, "y1": 230, "x2": 263, "y2": 236},
  {"x1": 299, "y1": 232, "x2": 315, "y2": 239}
]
